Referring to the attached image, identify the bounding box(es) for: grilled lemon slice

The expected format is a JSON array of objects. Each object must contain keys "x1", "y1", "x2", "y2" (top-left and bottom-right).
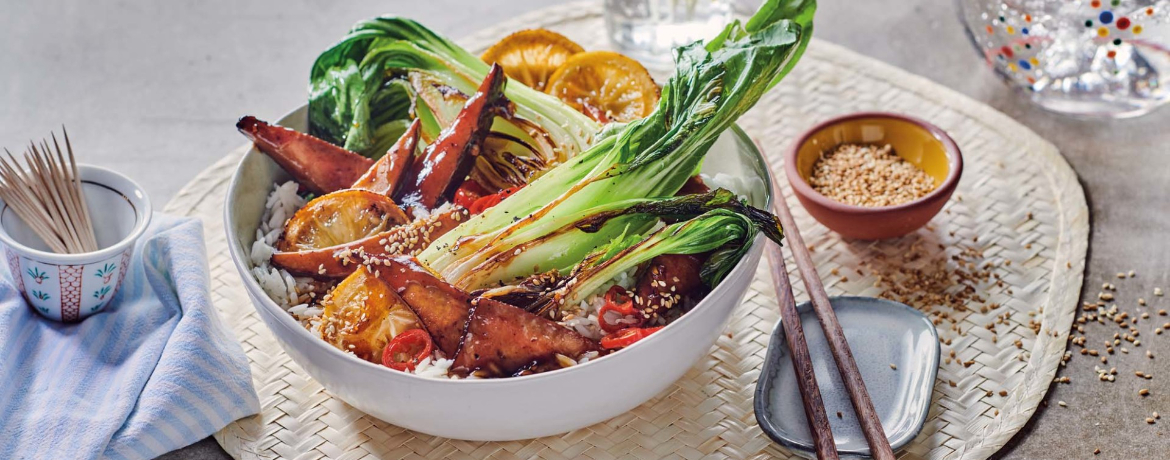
[
  {"x1": 481, "y1": 29, "x2": 584, "y2": 91},
  {"x1": 277, "y1": 189, "x2": 408, "y2": 252},
  {"x1": 545, "y1": 51, "x2": 659, "y2": 123},
  {"x1": 319, "y1": 267, "x2": 421, "y2": 362}
]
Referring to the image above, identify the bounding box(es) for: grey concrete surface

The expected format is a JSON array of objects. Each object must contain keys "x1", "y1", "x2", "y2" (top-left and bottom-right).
[{"x1": 2, "y1": 1, "x2": 1168, "y2": 459}]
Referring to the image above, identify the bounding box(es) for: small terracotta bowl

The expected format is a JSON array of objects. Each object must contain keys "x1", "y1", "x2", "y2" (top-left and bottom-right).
[{"x1": 785, "y1": 112, "x2": 962, "y2": 240}]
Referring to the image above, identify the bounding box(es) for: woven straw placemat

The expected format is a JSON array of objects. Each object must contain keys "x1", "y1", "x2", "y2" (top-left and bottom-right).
[{"x1": 165, "y1": 3, "x2": 1089, "y2": 459}]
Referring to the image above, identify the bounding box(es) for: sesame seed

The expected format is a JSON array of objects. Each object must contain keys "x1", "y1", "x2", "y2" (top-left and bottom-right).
[{"x1": 807, "y1": 143, "x2": 936, "y2": 207}]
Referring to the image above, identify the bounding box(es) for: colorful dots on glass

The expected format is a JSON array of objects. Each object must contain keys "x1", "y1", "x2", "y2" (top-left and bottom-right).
[{"x1": 974, "y1": 1, "x2": 1161, "y2": 91}]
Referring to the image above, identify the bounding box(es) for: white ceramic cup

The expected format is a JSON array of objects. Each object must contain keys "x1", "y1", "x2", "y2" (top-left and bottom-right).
[{"x1": 0, "y1": 165, "x2": 151, "y2": 322}]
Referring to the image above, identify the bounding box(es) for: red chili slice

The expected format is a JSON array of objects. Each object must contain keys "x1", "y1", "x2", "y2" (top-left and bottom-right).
[
  {"x1": 381, "y1": 329, "x2": 434, "y2": 372},
  {"x1": 452, "y1": 181, "x2": 487, "y2": 209},
  {"x1": 598, "y1": 285, "x2": 639, "y2": 333},
  {"x1": 468, "y1": 185, "x2": 524, "y2": 215},
  {"x1": 600, "y1": 326, "x2": 664, "y2": 350}
]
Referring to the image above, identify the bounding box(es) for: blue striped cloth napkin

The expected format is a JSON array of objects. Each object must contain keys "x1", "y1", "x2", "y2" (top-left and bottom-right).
[{"x1": 0, "y1": 214, "x2": 259, "y2": 459}]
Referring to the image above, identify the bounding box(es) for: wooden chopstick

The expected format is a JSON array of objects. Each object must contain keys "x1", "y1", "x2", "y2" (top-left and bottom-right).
[
  {"x1": 769, "y1": 174, "x2": 897, "y2": 460},
  {"x1": 765, "y1": 243, "x2": 838, "y2": 459}
]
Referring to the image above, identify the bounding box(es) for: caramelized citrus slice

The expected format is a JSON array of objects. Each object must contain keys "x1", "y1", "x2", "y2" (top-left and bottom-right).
[
  {"x1": 545, "y1": 51, "x2": 660, "y2": 123},
  {"x1": 277, "y1": 189, "x2": 408, "y2": 252},
  {"x1": 319, "y1": 267, "x2": 421, "y2": 362},
  {"x1": 481, "y1": 29, "x2": 584, "y2": 91}
]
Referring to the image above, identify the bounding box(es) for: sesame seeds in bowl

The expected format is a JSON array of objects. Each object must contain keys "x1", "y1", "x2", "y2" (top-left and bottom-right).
[
  {"x1": 807, "y1": 143, "x2": 938, "y2": 208},
  {"x1": 784, "y1": 112, "x2": 963, "y2": 240}
]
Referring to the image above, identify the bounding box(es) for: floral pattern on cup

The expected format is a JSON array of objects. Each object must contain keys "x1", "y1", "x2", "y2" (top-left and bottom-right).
[
  {"x1": 95, "y1": 262, "x2": 117, "y2": 283},
  {"x1": 5, "y1": 247, "x2": 130, "y2": 322},
  {"x1": 27, "y1": 266, "x2": 49, "y2": 284}
]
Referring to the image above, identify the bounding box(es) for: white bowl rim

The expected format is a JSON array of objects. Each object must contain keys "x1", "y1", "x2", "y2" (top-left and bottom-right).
[
  {"x1": 224, "y1": 112, "x2": 773, "y2": 387},
  {"x1": 0, "y1": 164, "x2": 152, "y2": 263}
]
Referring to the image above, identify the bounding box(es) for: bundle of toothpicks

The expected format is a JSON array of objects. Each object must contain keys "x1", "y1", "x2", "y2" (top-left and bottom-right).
[{"x1": 0, "y1": 127, "x2": 98, "y2": 254}]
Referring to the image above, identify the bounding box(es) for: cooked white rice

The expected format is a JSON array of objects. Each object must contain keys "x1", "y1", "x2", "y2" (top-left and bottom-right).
[
  {"x1": 249, "y1": 181, "x2": 317, "y2": 324},
  {"x1": 702, "y1": 172, "x2": 765, "y2": 204},
  {"x1": 558, "y1": 266, "x2": 638, "y2": 340},
  {"x1": 412, "y1": 356, "x2": 455, "y2": 378}
]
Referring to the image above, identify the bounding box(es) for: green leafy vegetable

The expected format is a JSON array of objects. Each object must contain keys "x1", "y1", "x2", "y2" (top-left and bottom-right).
[
  {"x1": 420, "y1": 0, "x2": 814, "y2": 285},
  {"x1": 448, "y1": 189, "x2": 780, "y2": 290},
  {"x1": 308, "y1": 18, "x2": 598, "y2": 169},
  {"x1": 530, "y1": 208, "x2": 782, "y2": 315}
]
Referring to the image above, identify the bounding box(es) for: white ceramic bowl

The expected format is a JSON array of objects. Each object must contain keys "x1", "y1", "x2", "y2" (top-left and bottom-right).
[
  {"x1": 224, "y1": 106, "x2": 773, "y2": 441},
  {"x1": 0, "y1": 165, "x2": 151, "y2": 322}
]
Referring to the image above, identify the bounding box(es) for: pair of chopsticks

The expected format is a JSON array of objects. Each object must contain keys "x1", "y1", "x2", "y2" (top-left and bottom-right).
[
  {"x1": 0, "y1": 127, "x2": 98, "y2": 254},
  {"x1": 766, "y1": 174, "x2": 895, "y2": 460}
]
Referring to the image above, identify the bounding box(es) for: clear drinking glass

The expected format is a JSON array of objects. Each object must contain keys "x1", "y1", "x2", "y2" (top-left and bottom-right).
[
  {"x1": 958, "y1": 0, "x2": 1170, "y2": 118},
  {"x1": 604, "y1": 0, "x2": 735, "y2": 70}
]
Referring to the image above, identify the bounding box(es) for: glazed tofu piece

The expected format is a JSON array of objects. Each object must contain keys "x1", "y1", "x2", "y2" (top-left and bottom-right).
[
  {"x1": 236, "y1": 116, "x2": 373, "y2": 195},
  {"x1": 395, "y1": 64, "x2": 510, "y2": 210},
  {"x1": 453, "y1": 297, "x2": 599, "y2": 377},
  {"x1": 317, "y1": 268, "x2": 420, "y2": 363},
  {"x1": 351, "y1": 119, "x2": 422, "y2": 197},
  {"x1": 366, "y1": 256, "x2": 473, "y2": 357}
]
